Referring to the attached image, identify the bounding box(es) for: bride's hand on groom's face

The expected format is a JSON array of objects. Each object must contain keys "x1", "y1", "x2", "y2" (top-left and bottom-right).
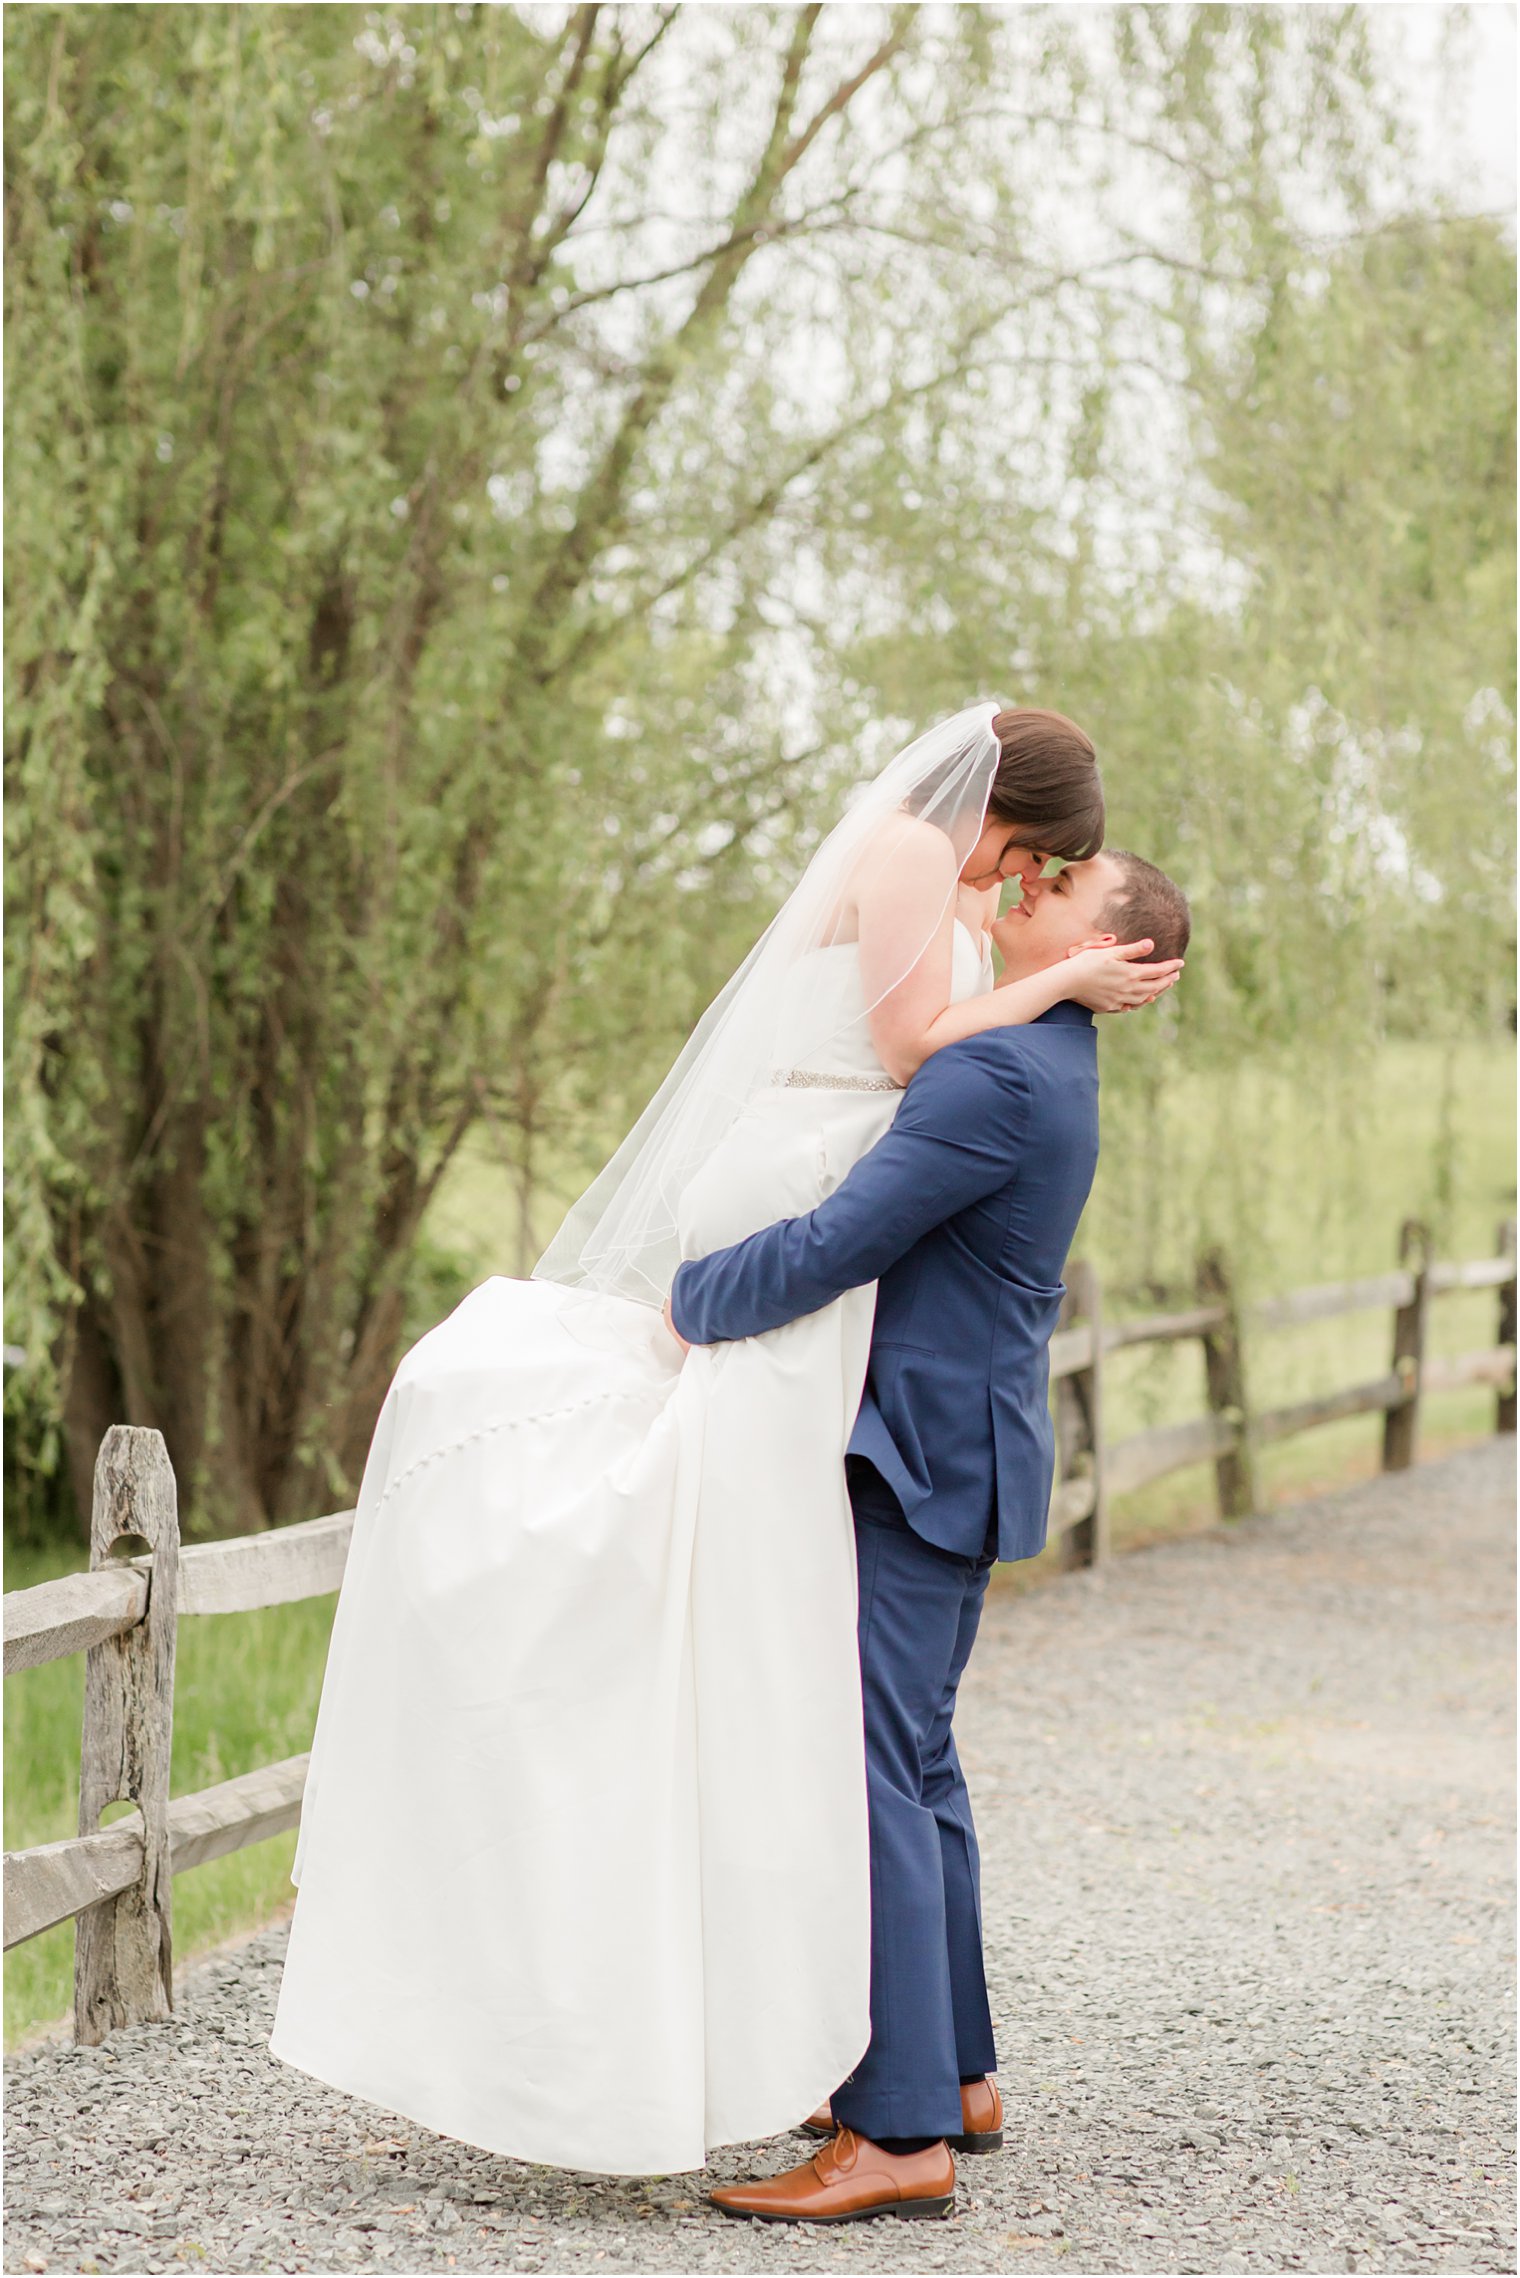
[
  {"x1": 1063, "y1": 936, "x2": 1184, "y2": 1014},
  {"x1": 662, "y1": 1297, "x2": 691, "y2": 1356}
]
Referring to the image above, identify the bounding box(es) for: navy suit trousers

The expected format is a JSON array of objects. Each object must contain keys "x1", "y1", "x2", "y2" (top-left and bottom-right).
[{"x1": 830, "y1": 1459, "x2": 1000, "y2": 2142}]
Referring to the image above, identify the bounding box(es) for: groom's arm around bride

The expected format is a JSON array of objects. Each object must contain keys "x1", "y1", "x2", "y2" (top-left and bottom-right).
[{"x1": 668, "y1": 846, "x2": 1190, "y2": 1565}]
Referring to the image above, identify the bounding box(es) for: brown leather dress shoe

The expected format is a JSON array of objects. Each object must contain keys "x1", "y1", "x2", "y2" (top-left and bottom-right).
[
  {"x1": 709, "y1": 2126, "x2": 955, "y2": 2223},
  {"x1": 801, "y1": 2074, "x2": 1004, "y2": 2153}
]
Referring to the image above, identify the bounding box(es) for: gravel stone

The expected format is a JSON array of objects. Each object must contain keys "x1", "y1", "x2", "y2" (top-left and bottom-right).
[{"x1": 5, "y1": 1440, "x2": 1513, "y2": 2273}]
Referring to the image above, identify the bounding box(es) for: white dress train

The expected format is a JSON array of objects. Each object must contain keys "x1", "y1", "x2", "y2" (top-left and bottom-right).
[{"x1": 269, "y1": 924, "x2": 993, "y2": 2174}]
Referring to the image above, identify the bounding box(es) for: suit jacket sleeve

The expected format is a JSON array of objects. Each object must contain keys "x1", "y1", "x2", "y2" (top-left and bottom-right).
[{"x1": 668, "y1": 1040, "x2": 1027, "y2": 1346}]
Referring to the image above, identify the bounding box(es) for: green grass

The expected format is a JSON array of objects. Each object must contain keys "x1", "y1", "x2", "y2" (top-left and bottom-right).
[
  {"x1": 428, "y1": 1036, "x2": 1518, "y2": 1299},
  {"x1": 1078, "y1": 1035, "x2": 1517, "y2": 1309},
  {"x1": 6, "y1": 1035, "x2": 1513, "y2": 2049},
  {"x1": 3, "y1": 1564, "x2": 336, "y2": 2049}
]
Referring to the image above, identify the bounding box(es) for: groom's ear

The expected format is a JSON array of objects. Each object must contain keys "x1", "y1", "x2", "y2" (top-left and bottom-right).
[{"x1": 1065, "y1": 934, "x2": 1117, "y2": 957}]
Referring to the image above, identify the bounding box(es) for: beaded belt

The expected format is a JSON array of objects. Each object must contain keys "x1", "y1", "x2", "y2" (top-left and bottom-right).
[{"x1": 770, "y1": 1067, "x2": 903, "y2": 1093}]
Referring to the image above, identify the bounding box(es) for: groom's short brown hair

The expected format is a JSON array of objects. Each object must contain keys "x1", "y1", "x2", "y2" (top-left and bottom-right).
[{"x1": 1099, "y1": 851, "x2": 1191, "y2": 961}]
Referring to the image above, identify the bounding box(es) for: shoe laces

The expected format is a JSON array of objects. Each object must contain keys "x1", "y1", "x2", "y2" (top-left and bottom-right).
[{"x1": 813, "y1": 2125, "x2": 858, "y2": 2180}]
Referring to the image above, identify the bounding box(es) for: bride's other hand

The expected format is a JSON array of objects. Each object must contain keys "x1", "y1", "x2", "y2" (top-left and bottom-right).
[
  {"x1": 1061, "y1": 936, "x2": 1183, "y2": 1013},
  {"x1": 662, "y1": 1296, "x2": 691, "y2": 1355}
]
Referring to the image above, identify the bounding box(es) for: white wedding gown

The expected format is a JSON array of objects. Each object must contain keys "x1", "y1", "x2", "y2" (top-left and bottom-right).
[{"x1": 269, "y1": 923, "x2": 993, "y2": 2174}]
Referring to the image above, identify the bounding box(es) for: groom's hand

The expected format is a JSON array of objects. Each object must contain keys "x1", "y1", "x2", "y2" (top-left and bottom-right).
[{"x1": 662, "y1": 1295, "x2": 691, "y2": 1356}]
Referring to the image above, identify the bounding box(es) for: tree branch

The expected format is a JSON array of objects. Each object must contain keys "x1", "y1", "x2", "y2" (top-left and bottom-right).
[{"x1": 518, "y1": 7, "x2": 917, "y2": 676}]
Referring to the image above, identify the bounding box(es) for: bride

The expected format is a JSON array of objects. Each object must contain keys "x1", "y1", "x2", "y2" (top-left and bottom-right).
[{"x1": 269, "y1": 701, "x2": 1169, "y2": 2175}]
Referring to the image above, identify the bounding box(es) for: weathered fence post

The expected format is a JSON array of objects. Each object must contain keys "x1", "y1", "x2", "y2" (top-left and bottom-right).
[
  {"x1": 1056, "y1": 1258, "x2": 1107, "y2": 1568},
  {"x1": 1498, "y1": 1217, "x2": 1517, "y2": 1437},
  {"x1": 1381, "y1": 1220, "x2": 1431, "y2": 1473},
  {"x1": 1197, "y1": 1247, "x2": 1256, "y2": 1518},
  {"x1": 74, "y1": 1427, "x2": 179, "y2": 2044}
]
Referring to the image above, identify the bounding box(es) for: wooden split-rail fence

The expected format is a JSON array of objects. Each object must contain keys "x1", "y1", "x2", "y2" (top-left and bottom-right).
[{"x1": 4, "y1": 1216, "x2": 1515, "y2": 2046}]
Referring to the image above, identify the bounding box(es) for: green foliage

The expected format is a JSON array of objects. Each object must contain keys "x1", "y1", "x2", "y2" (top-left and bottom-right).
[
  {"x1": 1190, "y1": 214, "x2": 1516, "y2": 1038},
  {"x1": 4, "y1": 1529, "x2": 334, "y2": 2046},
  {"x1": 5, "y1": 5, "x2": 1512, "y2": 1538}
]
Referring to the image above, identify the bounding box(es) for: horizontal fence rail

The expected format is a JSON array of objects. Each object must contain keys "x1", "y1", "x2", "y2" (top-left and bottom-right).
[
  {"x1": 5, "y1": 1756, "x2": 311, "y2": 1951},
  {"x1": 4, "y1": 1216, "x2": 1515, "y2": 2043},
  {"x1": 4, "y1": 1508, "x2": 356, "y2": 1678}
]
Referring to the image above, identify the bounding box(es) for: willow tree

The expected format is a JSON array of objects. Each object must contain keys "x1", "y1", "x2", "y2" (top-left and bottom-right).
[
  {"x1": 5, "y1": 3, "x2": 1427, "y2": 1534},
  {"x1": 780, "y1": 32, "x2": 1514, "y2": 1292}
]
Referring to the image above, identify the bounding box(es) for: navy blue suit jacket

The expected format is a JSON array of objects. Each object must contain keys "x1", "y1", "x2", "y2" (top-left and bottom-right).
[{"x1": 669, "y1": 999, "x2": 1100, "y2": 1564}]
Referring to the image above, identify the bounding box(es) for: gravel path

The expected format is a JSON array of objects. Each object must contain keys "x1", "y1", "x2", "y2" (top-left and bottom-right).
[{"x1": 5, "y1": 1440, "x2": 1514, "y2": 2277}]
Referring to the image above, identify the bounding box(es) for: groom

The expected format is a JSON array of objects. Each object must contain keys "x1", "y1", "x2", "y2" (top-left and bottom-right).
[{"x1": 665, "y1": 847, "x2": 1191, "y2": 2223}]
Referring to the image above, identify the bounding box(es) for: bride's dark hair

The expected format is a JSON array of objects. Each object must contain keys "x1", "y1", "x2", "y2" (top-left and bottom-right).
[{"x1": 987, "y1": 706, "x2": 1105, "y2": 862}]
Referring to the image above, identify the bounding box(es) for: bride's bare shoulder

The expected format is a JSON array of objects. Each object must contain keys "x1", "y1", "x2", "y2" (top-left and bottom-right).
[
  {"x1": 851, "y1": 808, "x2": 958, "y2": 891},
  {"x1": 828, "y1": 810, "x2": 958, "y2": 941}
]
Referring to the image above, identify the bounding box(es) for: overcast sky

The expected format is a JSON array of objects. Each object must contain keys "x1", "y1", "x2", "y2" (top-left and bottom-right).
[{"x1": 1379, "y1": 2, "x2": 1516, "y2": 213}]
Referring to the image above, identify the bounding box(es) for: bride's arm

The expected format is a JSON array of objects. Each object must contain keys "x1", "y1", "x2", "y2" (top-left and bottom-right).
[
  {"x1": 853, "y1": 817, "x2": 963, "y2": 1086},
  {"x1": 856, "y1": 820, "x2": 1179, "y2": 1084},
  {"x1": 907, "y1": 937, "x2": 1182, "y2": 1071}
]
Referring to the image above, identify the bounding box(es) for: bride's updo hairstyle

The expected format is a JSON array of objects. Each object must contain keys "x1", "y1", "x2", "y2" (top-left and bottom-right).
[{"x1": 987, "y1": 706, "x2": 1105, "y2": 863}]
